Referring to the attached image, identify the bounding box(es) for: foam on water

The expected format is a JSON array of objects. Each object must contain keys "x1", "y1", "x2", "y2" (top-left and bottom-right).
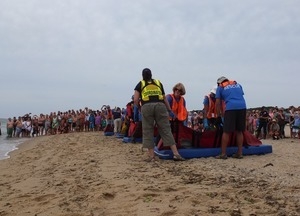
[{"x1": 0, "y1": 119, "x2": 27, "y2": 160}]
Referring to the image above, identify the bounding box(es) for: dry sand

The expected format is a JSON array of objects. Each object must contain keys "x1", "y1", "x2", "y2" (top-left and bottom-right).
[{"x1": 0, "y1": 132, "x2": 299, "y2": 216}]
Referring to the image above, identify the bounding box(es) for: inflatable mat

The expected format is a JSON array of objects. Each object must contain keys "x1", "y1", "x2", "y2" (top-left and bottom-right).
[
  {"x1": 104, "y1": 131, "x2": 114, "y2": 136},
  {"x1": 154, "y1": 144, "x2": 272, "y2": 160},
  {"x1": 122, "y1": 137, "x2": 143, "y2": 143},
  {"x1": 115, "y1": 133, "x2": 124, "y2": 138}
]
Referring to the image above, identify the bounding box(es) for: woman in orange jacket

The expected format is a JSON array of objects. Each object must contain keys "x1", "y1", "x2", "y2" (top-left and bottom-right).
[
  {"x1": 157, "y1": 83, "x2": 188, "y2": 149},
  {"x1": 166, "y1": 83, "x2": 188, "y2": 124}
]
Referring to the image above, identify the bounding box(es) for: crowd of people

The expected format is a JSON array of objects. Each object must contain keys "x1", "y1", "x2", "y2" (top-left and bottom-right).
[
  {"x1": 4, "y1": 106, "x2": 124, "y2": 138},
  {"x1": 4, "y1": 104, "x2": 299, "y2": 140},
  {"x1": 189, "y1": 106, "x2": 300, "y2": 140},
  {"x1": 3, "y1": 68, "x2": 300, "y2": 161}
]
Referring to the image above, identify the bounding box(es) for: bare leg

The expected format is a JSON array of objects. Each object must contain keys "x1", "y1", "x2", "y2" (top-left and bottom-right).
[
  {"x1": 221, "y1": 132, "x2": 230, "y2": 155},
  {"x1": 170, "y1": 144, "x2": 179, "y2": 156},
  {"x1": 235, "y1": 131, "x2": 243, "y2": 155},
  {"x1": 148, "y1": 148, "x2": 155, "y2": 158},
  {"x1": 170, "y1": 145, "x2": 185, "y2": 161}
]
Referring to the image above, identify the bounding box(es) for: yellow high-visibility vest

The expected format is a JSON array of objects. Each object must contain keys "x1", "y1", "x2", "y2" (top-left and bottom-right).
[{"x1": 141, "y1": 79, "x2": 163, "y2": 102}]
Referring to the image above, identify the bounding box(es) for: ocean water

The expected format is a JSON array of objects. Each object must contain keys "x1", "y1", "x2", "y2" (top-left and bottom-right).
[{"x1": 0, "y1": 118, "x2": 29, "y2": 160}]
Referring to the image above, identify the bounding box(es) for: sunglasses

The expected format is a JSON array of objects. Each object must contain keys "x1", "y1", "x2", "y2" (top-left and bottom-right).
[{"x1": 175, "y1": 88, "x2": 182, "y2": 92}]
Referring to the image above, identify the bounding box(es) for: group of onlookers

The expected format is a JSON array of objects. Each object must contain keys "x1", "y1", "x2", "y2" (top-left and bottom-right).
[
  {"x1": 185, "y1": 105, "x2": 300, "y2": 140},
  {"x1": 246, "y1": 106, "x2": 300, "y2": 140},
  {"x1": 4, "y1": 106, "x2": 126, "y2": 138},
  {"x1": 4, "y1": 104, "x2": 300, "y2": 141}
]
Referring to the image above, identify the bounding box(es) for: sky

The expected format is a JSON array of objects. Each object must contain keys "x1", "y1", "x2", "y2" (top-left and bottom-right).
[{"x1": 1, "y1": 0, "x2": 299, "y2": 118}]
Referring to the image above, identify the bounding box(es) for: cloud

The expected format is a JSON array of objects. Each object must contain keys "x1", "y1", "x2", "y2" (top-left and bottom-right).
[{"x1": 0, "y1": 0, "x2": 299, "y2": 117}]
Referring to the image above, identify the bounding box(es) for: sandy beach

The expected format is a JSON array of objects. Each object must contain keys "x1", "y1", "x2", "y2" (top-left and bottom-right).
[{"x1": 0, "y1": 132, "x2": 299, "y2": 216}]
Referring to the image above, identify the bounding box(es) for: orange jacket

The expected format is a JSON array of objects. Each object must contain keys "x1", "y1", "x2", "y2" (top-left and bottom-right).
[
  {"x1": 206, "y1": 95, "x2": 217, "y2": 119},
  {"x1": 106, "y1": 109, "x2": 113, "y2": 120},
  {"x1": 169, "y1": 94, "x2": 188, "y2": 121}
]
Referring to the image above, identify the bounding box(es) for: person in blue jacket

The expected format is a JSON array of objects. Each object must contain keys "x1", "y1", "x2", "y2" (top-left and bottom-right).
[{"x1": 215, "y1": 76, "x2": 247, "y2": 159}]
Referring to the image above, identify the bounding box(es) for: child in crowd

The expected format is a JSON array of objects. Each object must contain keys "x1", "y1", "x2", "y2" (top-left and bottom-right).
[{"x1": 291, "y1": 111, "x2": 300, "y2": 138}]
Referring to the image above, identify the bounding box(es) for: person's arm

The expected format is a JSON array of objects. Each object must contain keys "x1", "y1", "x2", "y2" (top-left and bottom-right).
[
  {"x1": 276, "y1": 124, "x2": 280, "y2": 131},
  {"x1": 166, "y1": 94, "x2": 173, "y2": 109},
  {"x1": 215, "y1": 98, "x2": 222, "y2": 117},
  {"x1": 203, "y1": 96, "x2": 209, "y2": 118},
  {"x1": 133, "y1": 105, "x2": 139, "y2": 122},
  {"x1": 101, "y1": 105, "x2": 107, "y2": 110},
  {"x1": 183, "y1": 97, "x2": 188, "y2": 121},
  {"x1": 163, "y1": 95, "x2": 172, "y2": 112},
  {"x1": 133, "y1": 90, "x2": 140, "y2": 108}
]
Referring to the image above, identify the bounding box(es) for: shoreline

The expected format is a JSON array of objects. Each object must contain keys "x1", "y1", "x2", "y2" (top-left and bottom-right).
[
  {"x1": 0, "y1": 132, "x2": 299, "y2": 215},
  {"x1": 0, "y1": 136, "x2": 33, "y2": 160}
]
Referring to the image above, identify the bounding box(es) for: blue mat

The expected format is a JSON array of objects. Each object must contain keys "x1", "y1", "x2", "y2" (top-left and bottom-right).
[
  {"x1": 122, "y1": 137, "x2": 142, "y2": 143},
  {"x1": 115, "y1": 133, "x2": 124, "y2": 138},
  {"x1": 104, "y1": 131, "x2": 114, "y2": 136},
  {"x1": 154, "y1": 144, "x2": 272, "y2": 159}
]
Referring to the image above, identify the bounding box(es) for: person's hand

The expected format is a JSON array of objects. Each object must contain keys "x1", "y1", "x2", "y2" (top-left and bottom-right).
[
  {"x1": 216, "y1": 116, "x2": 223, "y2": 125},
  {"x1": 169, "y1": 111, "x2": 176, "y2": 119},
  {"x1": 203, "y1": 118, "x2": 209, "y2": 129}
]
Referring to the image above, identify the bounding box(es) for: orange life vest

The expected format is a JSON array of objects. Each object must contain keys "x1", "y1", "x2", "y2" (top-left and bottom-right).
[
  {"x1": 206, "y1": 95, "x2": 217, "y2": 119},
  {"x1": 106, "y1": 109, "x2": 113, "y2": 119},
  {"x1": 220, "y1": 80, "x2": 236, "y2": 88},
  {"x1": 169, "y1": 94, "x2": 188, "y2": 121}
]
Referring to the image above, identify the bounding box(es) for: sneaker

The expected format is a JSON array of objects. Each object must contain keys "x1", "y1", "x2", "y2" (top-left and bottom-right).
[
  {"x1": 215, "y1": 154, "x2": 228, "y2": 159},
  {"x1": 173, "y1": 154, "x2": 185, "y2": 161}
]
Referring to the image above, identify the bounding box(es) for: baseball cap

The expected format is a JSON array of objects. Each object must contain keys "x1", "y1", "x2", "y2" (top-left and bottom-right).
[
  {"x1": 217, "y1": 76, "x2": 228, "y2": 84},
  {"x1": 210, "y1": 85, "x2": 218, "y2": 94}
]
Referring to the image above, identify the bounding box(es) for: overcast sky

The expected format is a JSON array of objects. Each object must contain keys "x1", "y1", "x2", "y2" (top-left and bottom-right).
[{"x1": 1, "y1": 0, "x2": 299, "y2": 118}]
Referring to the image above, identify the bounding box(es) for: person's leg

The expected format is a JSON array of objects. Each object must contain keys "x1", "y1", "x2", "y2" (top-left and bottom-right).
[
  {"x1": 233, "y1": 109, "x2": 246, "y2": 158},
  {"x1": 216, "y1": 110, "x2": 235, "y2": 159},
  {"x1": 235, "y1": 131, "x2": 243, "y2": 155},
  {"x1": 281, "y1": 124, "x2": 285, "y2": 138},
  {"x1": 141, "y1": 104, "x2": 155, "y2": 158},
  {"x1": 220, "y1": 132, "x2": 230, "y2": 155},
  {"x1": 147, "y1": 148, "x2": 155, "y2": 158},
  {"x1": 7, "y1": 128, "x2": 13, "y2": 138},
  {"x1": 169, "y1": 144, "x2": 181, "y2": 157},
  {"x1": 117, "y1": 118, "x2": 122, "y2": 133},
  {"x1": 262, "y1": 123, "x2": 267, "y2": 139},
  {"x1": 154, "y1": 103, "x2": 184, "y2": 160},
  {"x1": 113, "y1": 119, "x2": 118, "y2": 133},
  {"x1": 256, "y1": 124, "x2": 262, "y2": 138}
]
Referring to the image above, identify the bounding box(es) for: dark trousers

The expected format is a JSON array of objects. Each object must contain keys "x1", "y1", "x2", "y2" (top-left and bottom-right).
[
  {"x1": 279, "y1": 124, "x2": 285, "y2": 138},
  {"x1": 256, "y1": 121, "x2": 267, "y2": 139}
]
